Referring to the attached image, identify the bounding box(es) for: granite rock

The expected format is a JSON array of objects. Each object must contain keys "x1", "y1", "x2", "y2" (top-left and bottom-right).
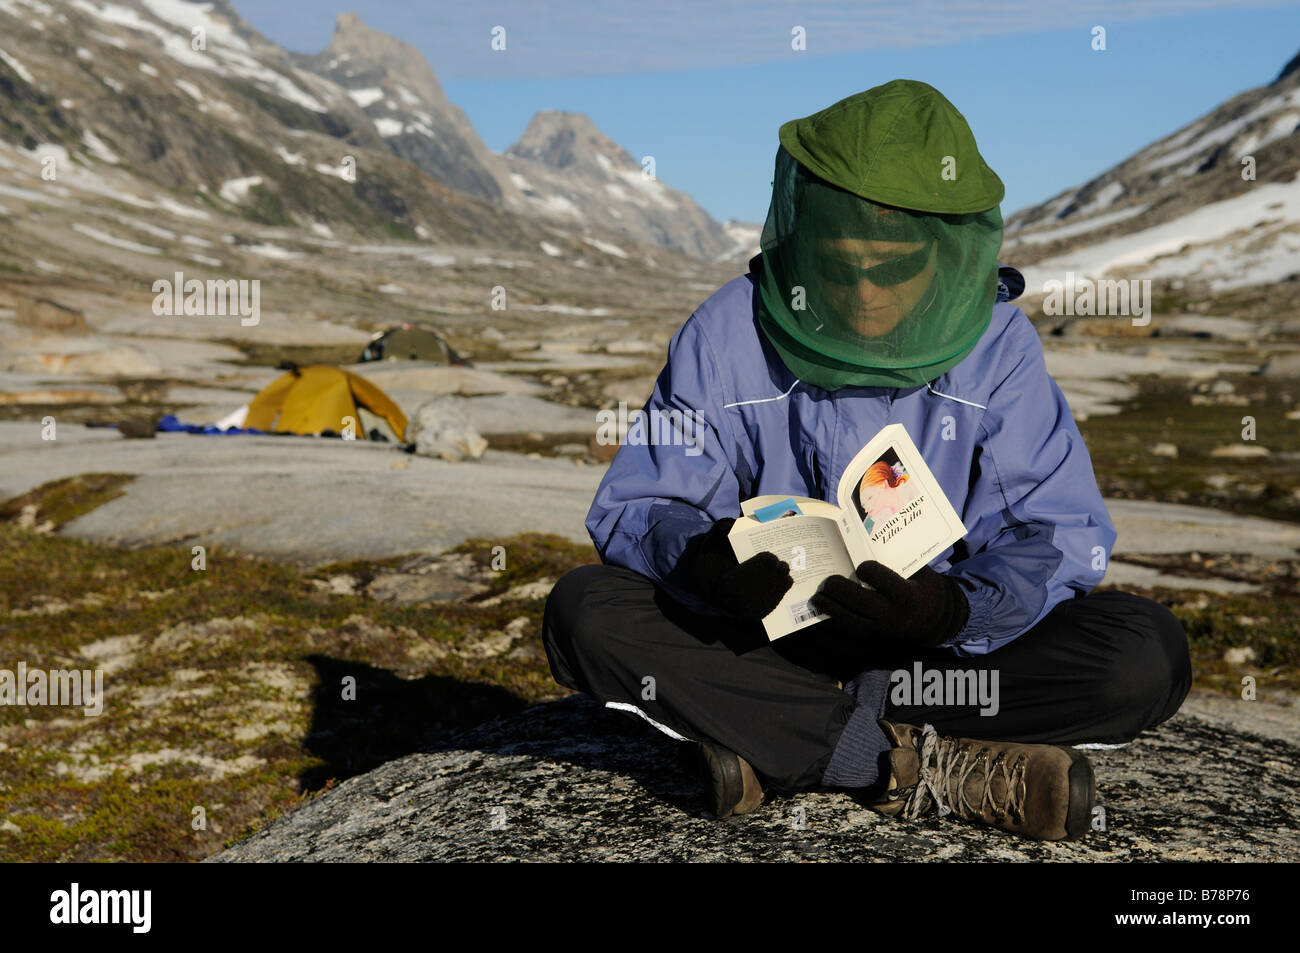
[{"x1": 210, "y1": 691, "x2": 1300, "y2": 862}]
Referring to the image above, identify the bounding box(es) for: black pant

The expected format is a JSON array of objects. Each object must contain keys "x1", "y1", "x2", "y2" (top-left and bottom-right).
[{"x1": 542, "y1": 564, "x2": 1192, "y2": 792}]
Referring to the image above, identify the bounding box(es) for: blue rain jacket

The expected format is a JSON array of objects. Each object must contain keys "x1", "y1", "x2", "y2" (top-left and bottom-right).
[{"x1": 585, "y1": 261, "x2": 1115, "y2": 656}]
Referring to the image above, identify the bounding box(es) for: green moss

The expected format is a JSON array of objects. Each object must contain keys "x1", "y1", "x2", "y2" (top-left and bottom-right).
[
  {"x1": 1078, "y1": 374, "x2": 1300, "y2": 523},
  {"x1": 450, "y1": 532, "x2": 599, "y2": 594},
  {"x1": 0, "y1": 523, "x2": 595, "y2": 861},
  {"x1": 242, "y1": 182, "x2": 291, "y2": 227},
  {"x1": 0, "y1": 473, "x2": 135, "y2": 528}
]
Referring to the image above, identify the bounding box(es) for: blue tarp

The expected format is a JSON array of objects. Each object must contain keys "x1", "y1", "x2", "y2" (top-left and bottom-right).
[{"x1": 154, "y1": 414, "x2": 270, "y2": 436}]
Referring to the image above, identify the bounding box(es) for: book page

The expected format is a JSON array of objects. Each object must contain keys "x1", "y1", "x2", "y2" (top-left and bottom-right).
[
  {"x1": 834, "y1": 423, "x2": 967, "y2": 579},
  {"x1": 728, "y1": 508, "x2": 855, "y2": 639}
]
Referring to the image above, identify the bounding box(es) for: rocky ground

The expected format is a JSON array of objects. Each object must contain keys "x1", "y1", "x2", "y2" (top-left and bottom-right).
[
  {"x1": 211, "y1": 691, "x2": 1300, "y2": 862},
  {"x1": 3, "y1": 221, "x2": 1299, "y2": 862}
]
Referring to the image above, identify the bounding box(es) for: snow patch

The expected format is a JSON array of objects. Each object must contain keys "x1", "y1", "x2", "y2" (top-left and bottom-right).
[
  {"x1": 275, "y1": 145, "x2": 305, "y2": 166},
  {"x1": 314, "y1": 162, "x2": 351, "y2": 180},
  {"x1": 347, "y1": 86, "x2": 384, "y2": 108},
  {"x1": 582, "y1": 236, "x2": 627, "y2": 258},
  {"x1": 73, "y1": 223, "x2": 161, "y2": 255},
  {"x1": 0, "y1": 47, "x2": 34, "y2": 83},
  {"x1": 81, "y1": 129, "x2": 120, "y2": 163},
  {"x1": 1018, "y1": 170, "x2": 1300, "y2": 293},
  {"x1": 174, "y1": 78, "x2": 204, "y2": 101},
  {"x1": 116, "y1": 215, "x2": 174, "y2": 240},
  {"x1": 87, "y1": 29, "x2": 126, "y2": 50},
  {"x1": 1007, "y1": 204, "x2": 1149, "y2": 246},
  {"x1": 139, "y1": 0, "x2": 252, "y2": 52},
  {"x1": 374, "y1": 117, "x2": 404, "y2": 137},
  {"x1": 543, "y1": 193, "x2": 581, "y2": 217},
  {"x1": 218, "y1": 175, "x2": 263, "y2": 203},
  {"x1": 138, "y1": 60, "x2": 158, "y2": 76},
  {"x1": 1143, "y1": 88, "x2": 1300, "y2": 174},
  {"x1": 0, "y1": 182, "x2": 63, "y2": 206},
  {"x1": 521, "y1": 303, "x2": 611, "y2": 316},
  {"x1": 377, "y1": 283, "x2": 407, "y2": 295},
  {"x1": 244, "y1": 242, "x2": 302, "y2": 260},
  {"x1": 616, "y1": 167, "x2": 676, "y2": 210},
  {"x1": 157, "y1": 196, "x2": 210, "y2": 219},
  {"x1": 1073, "y1": 180, "x2": 1125, "y2": 216},
  {"x1": 539, "y1": 241, "x2": 562, "y2": 257}
]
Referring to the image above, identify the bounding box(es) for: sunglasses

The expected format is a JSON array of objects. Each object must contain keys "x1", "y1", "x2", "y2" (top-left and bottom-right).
[{"x1": 819, "y1": 242, "x2": 934, "y2": 288}]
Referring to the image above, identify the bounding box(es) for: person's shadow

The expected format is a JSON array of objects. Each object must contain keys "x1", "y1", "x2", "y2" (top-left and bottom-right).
[
  {"x1": 298, "y1": 655, "x2": 526, "y2": 792},
  {"x1": 298, "y1": 654, "x2": 771, "y2": 815}
]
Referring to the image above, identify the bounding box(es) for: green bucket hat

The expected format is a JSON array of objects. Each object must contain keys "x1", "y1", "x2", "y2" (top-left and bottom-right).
[
  {"x1": 778, "y1": 79, "x2": 1005, "y2": 213},
  {"x1": 757, "y1": 79, "x2": 1006, "y2": 391}
]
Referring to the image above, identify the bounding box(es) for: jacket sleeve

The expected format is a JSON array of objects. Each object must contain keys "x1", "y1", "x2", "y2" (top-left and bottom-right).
[
  {"x1": 584, "y1": 315, "x2": 742, "y2": 614},
  {"x1": 939, "y1": 312, "x2": 1116, "y2": 657}
]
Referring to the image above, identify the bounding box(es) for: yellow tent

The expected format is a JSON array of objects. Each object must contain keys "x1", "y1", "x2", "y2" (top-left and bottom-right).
[{"x1": 245, "y1": 365, "x2": 408, "y2": 440}]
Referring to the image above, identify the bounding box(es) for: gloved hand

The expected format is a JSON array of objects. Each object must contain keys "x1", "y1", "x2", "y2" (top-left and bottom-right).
[
  {"x1": 680, "y1": 517, "x2": 794, "y2": 621},
  {"x1": 810, "y1": 561, "x2": 969, "y2": 648}
]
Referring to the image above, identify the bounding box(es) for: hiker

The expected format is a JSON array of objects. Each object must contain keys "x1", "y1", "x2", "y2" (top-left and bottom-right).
[{"x1": 542, "y1": 80, "x2": 1191, "y2": 841}]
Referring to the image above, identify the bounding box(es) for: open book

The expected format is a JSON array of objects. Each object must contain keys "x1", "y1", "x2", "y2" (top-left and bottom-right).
[{"x1": 728, "y1": 423, "x2": 966, "y2": 639}]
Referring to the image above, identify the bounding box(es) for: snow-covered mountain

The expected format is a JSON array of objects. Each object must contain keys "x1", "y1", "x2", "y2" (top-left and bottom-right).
[
  {"x1": 501, "y1": 110, "x2": 735, "y2": 261},
  {"x1": 0, "y1": 0, "x2": 739, "y2": 261},
  {"x1": 296, "y1": 14, "x2": 738, "y2": 261},
  {"x1": 1004, "y1": 49, "x2": 1300, "y2": 322}
]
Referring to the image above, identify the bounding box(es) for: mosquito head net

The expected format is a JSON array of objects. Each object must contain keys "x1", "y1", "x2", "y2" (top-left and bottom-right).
[{"x1": 755, "y1": 80, "x2": 1006, "y2": 391}]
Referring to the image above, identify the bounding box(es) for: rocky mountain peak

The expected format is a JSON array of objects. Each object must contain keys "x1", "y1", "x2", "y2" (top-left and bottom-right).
[
  {"x1": 324, "y1": 11, "x2": 449, "y2": 109},
  {"x1": 1275, "y1": 46, "x2": 1300, "y2": 85},
  {"x1": 507, "y1": 110, "x2": 637, "y2": 172}
]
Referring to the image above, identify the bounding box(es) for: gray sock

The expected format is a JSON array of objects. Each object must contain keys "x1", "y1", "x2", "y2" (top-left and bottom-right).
[{"x1": 821, "y1": 668, "x2": 893, "y2": 788}]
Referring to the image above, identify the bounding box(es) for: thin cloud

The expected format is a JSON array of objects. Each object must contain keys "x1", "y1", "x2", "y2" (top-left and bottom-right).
[{"x1": 368, "y1": 0, "x2": 1294, "y2": 78}]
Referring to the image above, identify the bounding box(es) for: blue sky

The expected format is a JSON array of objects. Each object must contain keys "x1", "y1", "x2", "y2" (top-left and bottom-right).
[{"x1": 231, "y1": 0, "x2": 1300, "y2": 223}]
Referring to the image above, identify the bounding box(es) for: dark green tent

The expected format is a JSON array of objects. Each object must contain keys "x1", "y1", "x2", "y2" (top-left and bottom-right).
[{"x1": 359, "y1": 324, "x2": 468, "y2": 365}]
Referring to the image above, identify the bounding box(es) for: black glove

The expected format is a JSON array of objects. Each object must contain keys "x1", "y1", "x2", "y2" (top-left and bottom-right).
[
  {"x1": 679, "y1": 518, "x2": 794, "y2": 621},
  {"x1": 810, "y1": 561, "x2": 969, "y2": 648}
]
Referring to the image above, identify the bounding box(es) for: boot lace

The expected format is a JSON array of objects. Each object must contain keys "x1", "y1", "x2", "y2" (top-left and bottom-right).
[{"x1": 902, "y1": 723, "x2": 1029, "y2": 824}]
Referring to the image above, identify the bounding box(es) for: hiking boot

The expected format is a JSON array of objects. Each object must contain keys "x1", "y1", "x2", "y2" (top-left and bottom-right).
[
  {"x1": 696, "y1": 740, "x2": 764, "y2": 818},
  {"x1": 872, "y1": 720, "x2": 1095, "y2": 841}
]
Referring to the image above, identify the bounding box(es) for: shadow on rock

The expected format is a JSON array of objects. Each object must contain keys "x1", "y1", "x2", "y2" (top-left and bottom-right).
[
  {"x1": 299, "y1": 654, "x2": 528, "y2": 792},
  {"x1": 422, "y1": 694, "x2": 746, "y2": 818}
]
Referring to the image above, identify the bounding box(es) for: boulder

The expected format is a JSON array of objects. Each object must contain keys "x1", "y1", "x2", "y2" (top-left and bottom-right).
[
  {"x1": 14, "y1": 294, "x2": 89, "y2": 334},
  {"x1": 1259, "y1": 353, "x2": 1300, "y2": 377},
  {"x1": 208, "y1": 693, "x2": 1300, "y2": 862},
  {"x1": 1209, "y1": 445, "x2": 1270, "y2": 458},
  {"x1": 405, "y1": 395, "x2": 488, "y2": 461}
]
